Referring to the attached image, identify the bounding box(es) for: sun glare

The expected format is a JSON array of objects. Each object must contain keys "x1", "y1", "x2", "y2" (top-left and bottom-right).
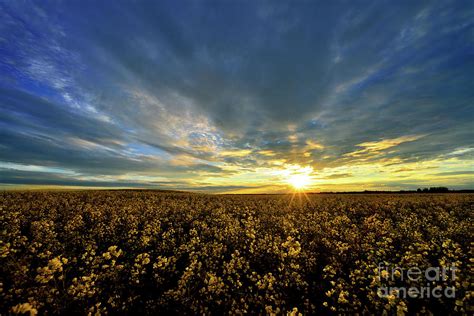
[
  {"x1": 274, "y1": 164, "x2": 314, "y2": 191},
  {"x1": 287, "y1": 173, "x2": 311, "y2": 190}
]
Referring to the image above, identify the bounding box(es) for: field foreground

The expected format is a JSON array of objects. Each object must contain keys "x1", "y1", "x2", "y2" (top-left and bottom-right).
[{"x1": 1, "y1": 191, "x2": 472, "y2": 315}]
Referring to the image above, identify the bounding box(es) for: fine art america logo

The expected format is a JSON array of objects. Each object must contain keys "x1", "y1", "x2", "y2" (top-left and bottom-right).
[{"x1": 377, "y1": 263, "x2": 457, "y2": 298}]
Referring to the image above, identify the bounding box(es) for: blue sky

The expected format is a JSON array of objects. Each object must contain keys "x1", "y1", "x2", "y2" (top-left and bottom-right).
[{"x1": 0, "y1": 0, "x2": 473, "y2": 192}]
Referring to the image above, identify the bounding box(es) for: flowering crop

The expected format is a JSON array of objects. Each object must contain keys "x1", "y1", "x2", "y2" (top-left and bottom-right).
[{"x1": 1, "y1": 191, "x2": 472, "y2": 314}]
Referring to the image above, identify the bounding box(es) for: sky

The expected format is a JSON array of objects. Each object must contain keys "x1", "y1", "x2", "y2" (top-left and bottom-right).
[{"x1": 0, "y1": 0, "x2": 473, "y2": 193}]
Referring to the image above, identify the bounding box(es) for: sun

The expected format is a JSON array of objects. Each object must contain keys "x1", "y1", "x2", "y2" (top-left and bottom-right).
[
  {"x1": 273, "y1": 163, "x2": 314, "y2": 191},
  {"x1": 287, "y1": 173, "x2": 311, "y2": 190}
]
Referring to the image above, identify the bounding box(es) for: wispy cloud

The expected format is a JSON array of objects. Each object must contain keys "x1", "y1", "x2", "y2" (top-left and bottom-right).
[{"x1": 344, "y1": 135, "x2": 426, "y2": 158}]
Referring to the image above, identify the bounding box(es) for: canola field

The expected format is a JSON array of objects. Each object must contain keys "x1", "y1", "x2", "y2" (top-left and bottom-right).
[{"x1": 1, "y1": 191, "x2": 472, "y2": 315}]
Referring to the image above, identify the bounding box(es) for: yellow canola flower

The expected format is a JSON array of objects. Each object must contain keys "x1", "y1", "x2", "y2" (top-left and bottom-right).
[{"x1": 11, "y1": 302, "x2": 38, "y2": 316}]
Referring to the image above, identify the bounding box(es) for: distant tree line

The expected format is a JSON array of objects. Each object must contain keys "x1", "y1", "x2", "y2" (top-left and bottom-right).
[
  {"x1": 319, "y1": 187, "x2": 460, "y2": 194},
  {"x1": 416, "y1": 187, "x2": 449, "y2": 193}
]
